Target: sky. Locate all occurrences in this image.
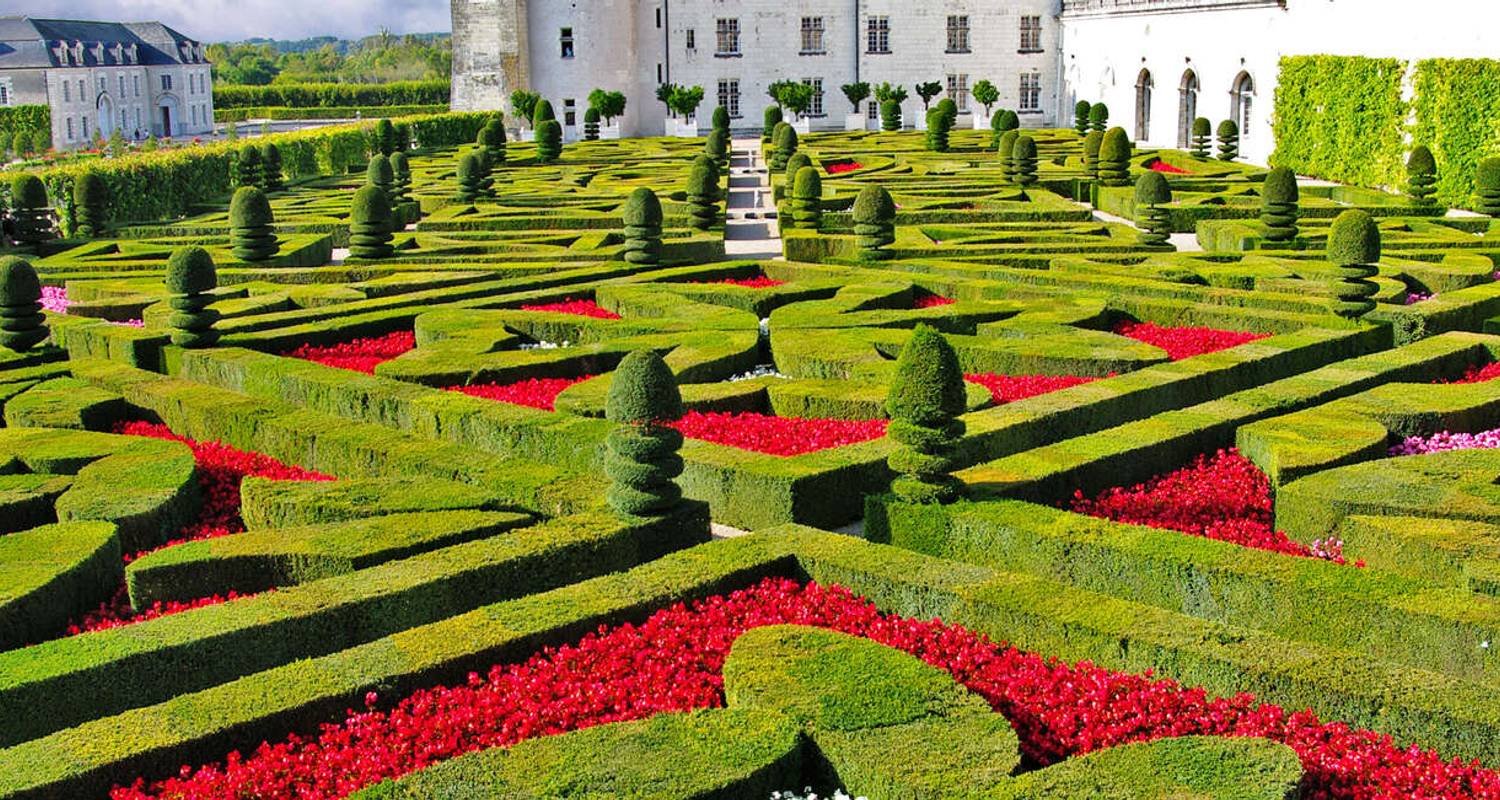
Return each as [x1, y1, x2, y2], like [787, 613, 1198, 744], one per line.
[0, 0, 452, 42]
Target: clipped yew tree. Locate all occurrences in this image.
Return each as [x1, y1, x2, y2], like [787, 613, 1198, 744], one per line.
[233, 144, 262, 189]
[1098, 127, 1132, 186]
[762, 105, 783, 142]
[886, 325, 966, 504]
[880, 99, 902, 131]
[366, 154, 396, 206]
[1089, 102, 1109, 133]
[705, 127, 730, 173]
[1217, 119, 1240, 161]
[997, 129, 1020, 183]
[1190, 117, 1212, 158]
[605, 349, 685, 517]
[583, 107, 601, 140]
[990, 108, 1019, 148]
[535, 119, 563, 163]
[1134, 171, 1172, 248]
[390, 151, 414, 207]
[10, 174, 54, 247]
[478, 118, 507, 166]
[532, 98, 556, 126]
[1074, 100, 1091, 135]
[0, 256, 47, 352]
[72, 172, 108, 238]
[712, 105, 731, 133]
[1327, 209, 1380, 320]
[229, 186, 278, 261]
[349, 184, 395, 259]
[165, 246, 220, 349]
[260, 142, 284, 191]
[1406, 145, 1437, 204]
[771, 123, 798, 172]
[1082, 130, 1104, 180]
[852, 185, 896, 260]
[685, 155, 721, 230]
[374, 119, 398, 156]
[784, 152, 812, 184]
[790, 166, 823, 230]
[926, 99, 957, 153]
[1012, 134, 1039, 187]
[1260, 166, 1300, 243]
[456, 152, 484, 202]
[1478, 157, 1500, 217]
[622, 187, 663, 267]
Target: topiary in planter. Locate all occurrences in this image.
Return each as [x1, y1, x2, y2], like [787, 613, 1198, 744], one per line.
[348, 184, 395, 259]
[990, 108, 1019, 148]
[1477, 157, 1500, 217]
[852, 185, 896, 260]
[583, 107, 601, 140]
[478, 119, 507, 167]
[886, 324, 966, 504]
[229, 186, 278, 262]
[997, 129, 1019, 184]
[1012, 134, 1039, 187]
[260, 142, 284, 191]
[0, 256, 48, 352]
[456, 151, 484, 202]
[366, 154, 396, 206]
[712, 105, 730, 133]
[789, 166, 823, 231]
[1097, 127, 1131, 187]
[926, 99, 957, 153]
[762, 106, 782, 143]
[9, 174, 54, 247]
[535, 119, 563, 163]
[390, 151, 413, 207]
[233, 144, 262, 189]
[770, 122, 798, 172]
[1260, 166, 1299, 243]
[685, 155, 721, 231]
[1326, 209, 1380, 320]
[1216, 119, 1239, 161]
[72, 172, 108, 238]
[164, 246, 220, 349]
[374, 119, 397, 156]
[1082, 130, 1104, 181]
[1074, 100, 1091, 135]
[880, 99, 902, 132]
[605, 349, 685, 517]
[1134, 172, 1172, 248]
[1089, 102, 1109, 133]
[1406, 145, 1437, 204]
[705, 127, 730, 173]
[622, 187, 663, 267]
[1190, 117, 1212, 159]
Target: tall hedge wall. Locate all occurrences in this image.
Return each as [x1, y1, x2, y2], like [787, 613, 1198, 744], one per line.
[1411, 59, 1500, 208]
[1271, 55, 1407, 191]
[214, 80, 450, 109]
[0, 106, 49, 142]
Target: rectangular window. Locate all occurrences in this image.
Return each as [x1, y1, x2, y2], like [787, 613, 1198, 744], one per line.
[946, 15, 970, 53]
[97, 77, 105, 94]
[866, 16, 890, 54]
[715, 18, 740, 56]
[564, 98, 576, 126]
[801, 77, 825, 117]
[77, 79, 84, 100]
[62, 80, 70, 102]
[685, 29, 695, 50]
[560, 27, 574, 59]
[657, 63, 663, 83]
[133, 74, 140, 96]
[655, 7, 661, 28]
[191, 105, 198, 125]
[66, 117, 74, 141]
[161, 75, 172, 91]
[1020, 15, 1043, 52]
[800, 17, 825, 54]
[0, 85, 9, 106]
[82, 117, 90, 140]
[717, 78, 741, 119]
[118, 74, 126, 96]
[947, 74, 969, 112]
[868, 99, 879, 120]
[1019, 71, 1041, 112]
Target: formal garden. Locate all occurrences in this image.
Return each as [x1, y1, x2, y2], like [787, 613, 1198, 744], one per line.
[4, 67, 1500, 799]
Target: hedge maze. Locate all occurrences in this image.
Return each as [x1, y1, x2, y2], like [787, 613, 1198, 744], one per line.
[3, 112, 1500, 799]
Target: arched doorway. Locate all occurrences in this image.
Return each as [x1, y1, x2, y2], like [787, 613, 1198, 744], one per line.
[96, 94, 115, 139]
[1177, 70, 1198, 148]
[1230, 71, 1255, 140]
[1134, 69, 1153, 142]
[156, 94, 179, 138]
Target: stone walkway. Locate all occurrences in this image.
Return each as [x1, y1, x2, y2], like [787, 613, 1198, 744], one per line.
[722, 138, 784, 260]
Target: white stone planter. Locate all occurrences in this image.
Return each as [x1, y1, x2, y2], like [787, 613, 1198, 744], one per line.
[666, 117, 701, 137]
[913, 111, 928, 131]
[844, 113, 870, 132]
[969, 112, 989, 130]
[790, 118, 812, 135]
[516, 128, 535, 143]
[600, 123, 622, 140]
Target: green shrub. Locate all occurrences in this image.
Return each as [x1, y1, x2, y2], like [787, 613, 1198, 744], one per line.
[164, 246, 220, 348]
[705, 127, 730, 173]
[1074, 100, 1091, 135]
[1326, 209, 1380, 319]
[0, 256, 47, 352]
[390, 151, 413, 207]
[535, 119, 563, 163]
[9, 174, 53, 247]
[583, 107, 601, 140]
[887, 325, 965, 503]
[348, 184, 395, 260]
[1217, 119, 1240, 161]
[686, 155, 721, 231]
[1406, 144, 1437, 204]
[1272, 56, 1406, 192]
[880, 99, 902, 132]
[1190, 117, 1212, 158]
[789, 166, 823, 231]
[997, 129, 1019, 183]
[771, 123, 798, 172]
[1097, 127, 1131, 186]
[71, 172, 108, 238]
[1134, 172, 1172, 248]
[926, 99, 957, 153]
[373, 119, 398, 156]
[531, 99, 556, 126]
[605, 350, 685, 516]
[477, 118, 507, 166]
[1011, 134, 1038, 187]
[1082, 130, 1104, 180]
[365, 153, 396, 206]
[990, 108, 1019, 148]
[851, 186, 896, 261]
[455, 151, 483, 202]
[622, 187, 663, 267]
[214, 80, 449, 109]
[712, 105, 731, 132]
[1089, 102, 1109, 132]
[1260, 166, 1300, 243]
[259, 142, 284, 191]
[232, 143, 262, 188]
[228, 186, 278, 262]
[1475, 156, 1500, 217]
[762, 105, 783, 142]
[784, 152, 811, 185]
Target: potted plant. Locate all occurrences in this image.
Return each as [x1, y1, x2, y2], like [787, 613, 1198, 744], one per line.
[510, 89, 541, 141]
[913, 81, 943, 131]
[841, 82, 871, 132]
[665, 85, 705, 137]
[776, 81, 816, 134]
[588, 89, 627, 139]
[971, 79, 999, 130]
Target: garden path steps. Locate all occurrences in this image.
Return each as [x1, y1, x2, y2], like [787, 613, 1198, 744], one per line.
[722, 138, 785, 260]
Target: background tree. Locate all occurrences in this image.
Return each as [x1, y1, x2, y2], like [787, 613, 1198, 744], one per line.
[1074, 100, 1091, 135]
[874, 83, 908, 131]
[229, 187, 279, 261]
[785, 152, 812, 185]
[1217, 119, 1240, 161]
[790, 166, 823, 231]
[260, 142, 284, 191]
[685, 155, 720, 230]
[510, 90, 541, 128]
[9, 175, 54, 249]
[1260, 166, 1299, 243]
[1134, 172, 1172, 248]
[604, 350, 685, 517]
[72, 173, 108, 238]
[348, 184, 395, 259]
[841, 82, 871, 113]
[852, 185, 896, 260]
[1012, 134, 1039, 187]
[1089, 102, 1109, 133]
[1097, 127, 1132, 186]
[886, 325, 966, 504]
[478, 117, 507, 167]
[622, 187, 663, 267]
[1190, 117, 1212, 158]
[0, 256, 47, 352]
[531, 99, 556, 127]
[972, 80, 999, 117]
[1406, 145, 1437, 204]
[164, 246, 220, 349]
[1326, 209, 1380, 319]
[1477, 157, 1500, 216]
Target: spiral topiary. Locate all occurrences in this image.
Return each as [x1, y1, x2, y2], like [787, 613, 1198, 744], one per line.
[583, 107, 601, 140]
[852, 185, 896, 260]
[229, 186, 278, 261]
[1134, 172, 1172, 248]
[1216, 119, 1240, 161]
[771, 123, 798, 172]
[72, 172, 108, 238]
[926, 99, 957, 153]
[456, 151, 484, 202]
[685, 155, 721, 230]
[622, 187, 663, 267]
[1190, 117, 1212, 159]
[348, 184, 395, 259]
[997, 129, 1019, 184]
[1082, 130, 1104, 181]
[712, 105, 730, 133]
[233, 144, 262, 189]
[789, 166, 823, 231]
[705, 127, 730, 173]
[478, 119, 507, 167]
[605, 349, 685, 517]
[366, 154, 396, 206]
[880, 99, 902, 132]
[373, 119, 397, 156]
[260, 142, 284, 191]
[1089, 102, 1109, 133]
[390, 151, 413, 207]
[763, 105, 783, 143]
[535, 119, 563, 163]
[1326, 209, 1380, 320]
[1259, 167, 1299, 244]
[990, 108, 1019, 148]
[886, 325, 966, 504]
[164, 246, 220, 349]
[0, 256, 47, 352]
[9, 174, 54, 247]
[1477, 157, 1500, 217]
[1097, 127, 1131, 187]
[1011, 134, 1038, 187]
[1074, 100, 1091, 135]
[1406, 145, 1437, 205]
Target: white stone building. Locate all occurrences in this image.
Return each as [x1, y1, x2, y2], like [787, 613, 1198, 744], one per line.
[0, 17, 215, 150]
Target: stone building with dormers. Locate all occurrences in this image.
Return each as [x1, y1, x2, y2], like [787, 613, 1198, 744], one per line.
[0, 17, 215, 149]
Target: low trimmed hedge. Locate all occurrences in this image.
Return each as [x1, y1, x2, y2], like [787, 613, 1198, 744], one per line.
[240, 475, 507, 528]
[214, 80, 450, 110]
[0, 521, 119, 651]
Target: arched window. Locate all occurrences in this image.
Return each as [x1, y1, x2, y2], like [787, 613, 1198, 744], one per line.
[1134, 69, 1153, 142]
[1230, 71, 1255, 140]
[1177, 70, 1199, 148]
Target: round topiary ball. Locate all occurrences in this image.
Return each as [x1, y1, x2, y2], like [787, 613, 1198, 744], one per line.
[887, 325, 966, 425]
[1135, 171, 1171, 205]
[73, 172, 106, 210]
[793, 165, 822, 200]
[1407, 145, 1435, 177]
[351, 183, 393, 227]
[480, 119, 507, 150]
[1327, 209, 1380, 266]
[622, 187, 663, 228]
[367, 154, 394, 187]
[607, 349, 683, 425]
[851, 185, 896, 224]
[459, 151, 483, 181]
[229, 186, 273, 228]
[11, 174, 46, 209]
[0, 255, 41, 306]
[785, 152, 811, 181]
[1193, 117, 1211, 137]
[1262, 166, 1299, 204]
[165, 246, 217, 295]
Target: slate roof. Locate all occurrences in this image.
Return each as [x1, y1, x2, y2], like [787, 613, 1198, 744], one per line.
[0, 17, 206, 70]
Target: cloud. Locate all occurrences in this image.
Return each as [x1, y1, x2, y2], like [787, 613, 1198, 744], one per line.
[0, 0, 451, 41]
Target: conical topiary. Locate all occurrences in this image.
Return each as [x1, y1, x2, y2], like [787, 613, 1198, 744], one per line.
[366, 154, 396, 207]
[229, 186, 278, 261]
[886, 325, 966, 504]
[10, 174, 54, 247]
[785, 152, 812, 185]
[348, 184, 395, 259]
[535, 119, 562, 163]
[583, 107, 601, 140]
[622, 187, 663, 267]
[1098, 127, 1131, 187]
[712, 105, 730, 133]
[1406, 145, 1436, 205]
[260, 142, 284, 191]
[1190, 117, 1212, 158]
[478, 118, 507, 167]
[1216, 119, 1240, 161]
[990, 108, 1019, 149]
[390, 151, 413, 207]
[72, 172, 108, 238]
[771, 123, 798, 172]
[233, 144, 262, 189]
[880, 99, 902, 132]
[1260, 166, 1299, 243]
[1477, 157, 1500, 217]
[374, 118, 397, 156]
[605, 349, 685, 517]
[456, 151, 484, 202]
[1089, 102, 1109, 133]
[705, 127, 730, 173]
[762, 105, 783, 143]
[0, 256, 48, 352]
[1134, 172, 1172, 248]
[686, 155, 721, 230]
[789, 166, 822, 230]
[997, 129, 1019, 184]
[1012, 134, 1038, 187]
[852, 185, 896, 260]
[164, 246, 220, 349]
[1074, 100, 1091, 135]
[532, 99, 556, 126]
[1082, 130, 1104, 181]
[1326, 209, 1380, 320]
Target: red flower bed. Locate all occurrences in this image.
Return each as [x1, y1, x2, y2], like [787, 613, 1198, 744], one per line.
[520, 299, 621, 320]
[282, 331, 417, 374]
[1149, 160, 1190, 175]
[67, 588, 255, 636]
[696, 276, 786, 288]
[449, 376, 593, 411]
[670, 411, 887, 456]
[914, 294, 956, 309]
[966, 373, 1100, 404]
[1439, 362, 1500, 384]
[824, 160, 864, 174]
[1114, 321, 1268, 361]
[113, 578, 1500, 800]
